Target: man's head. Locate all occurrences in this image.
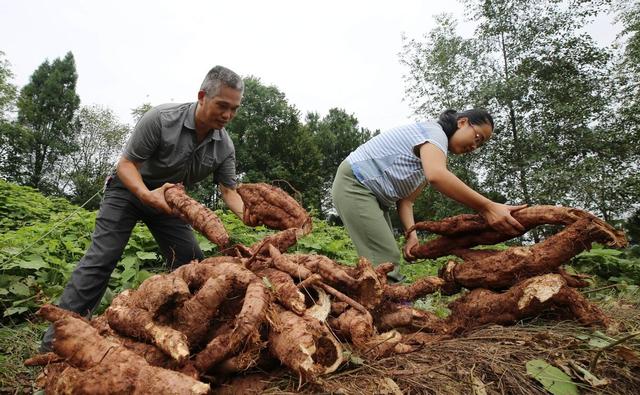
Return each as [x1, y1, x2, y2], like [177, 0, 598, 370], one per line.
[196, 66, 244, 131]
[200, 65, 244, 98]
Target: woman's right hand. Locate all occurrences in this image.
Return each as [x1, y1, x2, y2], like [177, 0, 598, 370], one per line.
[402, 232, 419, 261]
[480, 202, 527, 236]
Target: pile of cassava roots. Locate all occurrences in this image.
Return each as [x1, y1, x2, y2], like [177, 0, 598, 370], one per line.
[26, 183, 628, 394]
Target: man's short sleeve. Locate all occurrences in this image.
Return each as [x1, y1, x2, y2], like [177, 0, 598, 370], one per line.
[124, 107, 162, 162]
[214, 152, 237, 188]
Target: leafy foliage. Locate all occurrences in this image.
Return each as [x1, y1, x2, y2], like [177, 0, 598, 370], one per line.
[11, 52, 81, 193]
[625, 208, 640, 245]
[400, 1, 639, 223]
[58, 105, 130, 209]
[0, 51, 17, 118]
[0, 179, 76, 233]
[571, 244, 640, 285]
[0, 180, 363, 320]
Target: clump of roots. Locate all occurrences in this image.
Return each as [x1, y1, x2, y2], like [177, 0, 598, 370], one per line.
[28, 200, 629, 393]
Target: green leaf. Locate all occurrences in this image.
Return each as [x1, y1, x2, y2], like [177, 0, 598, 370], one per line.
[434, 306, 451, 318]
[3, 306, 29, 317]
[121, 267, 137, 284]
[588, 337, 611, 348]
[1, 246, 21, 255]
[526, 359, 579, 395]
[9, 282, 31, 297]
[135, 270, 154, 285]
[119, 256, 137, 270]
[19, 255, 50, 270]
[136, 251, 157, 261]
[198, 239, 216, 253]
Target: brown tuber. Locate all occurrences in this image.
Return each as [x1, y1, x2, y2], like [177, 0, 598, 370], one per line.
[28, 201, 626, 392]
[165, 184, 229, 247]
[238, 183, 312, 234]
[37, 305, 210, 394]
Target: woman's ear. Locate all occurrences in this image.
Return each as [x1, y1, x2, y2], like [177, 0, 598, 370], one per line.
[456, 117, 468, 129]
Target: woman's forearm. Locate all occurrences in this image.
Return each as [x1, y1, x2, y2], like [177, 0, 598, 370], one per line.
[428, 169, 492, 213]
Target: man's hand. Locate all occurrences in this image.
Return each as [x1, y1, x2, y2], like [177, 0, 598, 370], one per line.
[140, 183, 175, 215]
[480, 202, 527, 236]
[402, 232, 419, 261]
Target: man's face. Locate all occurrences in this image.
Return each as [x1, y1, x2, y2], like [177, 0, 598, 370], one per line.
[197, 85, 242, 130]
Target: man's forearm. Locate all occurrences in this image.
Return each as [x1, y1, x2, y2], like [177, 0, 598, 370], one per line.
[220, 184, 244, 219]
[116, 157, 150, 200]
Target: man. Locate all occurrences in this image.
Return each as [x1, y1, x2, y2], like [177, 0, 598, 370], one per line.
[40, 65, 245, 351]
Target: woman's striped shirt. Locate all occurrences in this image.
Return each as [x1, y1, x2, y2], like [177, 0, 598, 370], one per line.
[346, 121, 448, 208]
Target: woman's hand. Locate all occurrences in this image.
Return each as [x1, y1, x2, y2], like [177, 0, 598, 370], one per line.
[480, 202, 527, 236]
[403, 232, 419, 261]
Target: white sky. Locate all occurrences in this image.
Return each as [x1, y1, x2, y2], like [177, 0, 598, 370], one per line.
[0, 0, 619, 131]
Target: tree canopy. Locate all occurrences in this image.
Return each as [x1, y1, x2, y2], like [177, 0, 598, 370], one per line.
[400, 0, 639, 223]
[7, 52, 81, 193]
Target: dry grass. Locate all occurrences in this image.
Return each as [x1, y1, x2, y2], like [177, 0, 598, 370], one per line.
[222, 297, 640, 394]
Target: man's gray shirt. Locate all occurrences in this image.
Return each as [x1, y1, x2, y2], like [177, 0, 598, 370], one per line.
[121, 102, 237, 189]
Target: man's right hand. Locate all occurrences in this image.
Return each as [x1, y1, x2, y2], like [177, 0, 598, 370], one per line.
[140, 183, 175, 215]
[117, 157, 176, 216]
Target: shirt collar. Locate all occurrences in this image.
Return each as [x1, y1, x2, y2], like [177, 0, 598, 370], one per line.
[184, 102, 197, 130]
[210, 129, 222, 141]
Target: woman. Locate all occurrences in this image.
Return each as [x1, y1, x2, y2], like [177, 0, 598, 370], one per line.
[331, 109, 526, 282]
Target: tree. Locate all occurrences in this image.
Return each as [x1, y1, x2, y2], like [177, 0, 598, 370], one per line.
[56, 105, 129, 209]
[399, 13, 499, 221]
[400, 1, 633, 224]
[306, 108, 373, 213]
[0, 51, 16, 118]
[0, 51, 20, 180]
[131, 102, 153, 124]
[13, 52, 80, 192]
[599, 0, 640, 221]
[190, 77, 324, 213]
[626, 208, 640, 245]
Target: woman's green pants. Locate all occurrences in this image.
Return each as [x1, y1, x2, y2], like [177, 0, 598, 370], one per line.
[331, 160, 404, 282]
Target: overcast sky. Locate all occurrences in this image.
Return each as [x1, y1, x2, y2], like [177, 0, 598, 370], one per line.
[1, 0, 619, 131]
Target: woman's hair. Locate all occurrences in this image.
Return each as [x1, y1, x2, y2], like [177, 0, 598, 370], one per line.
[437, 109, 494, 138]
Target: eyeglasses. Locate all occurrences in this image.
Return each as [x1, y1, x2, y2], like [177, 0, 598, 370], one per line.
[470, 123, 485, 147]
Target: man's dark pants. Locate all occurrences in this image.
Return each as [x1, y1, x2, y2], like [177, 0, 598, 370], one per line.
[40, 183, 204, 351]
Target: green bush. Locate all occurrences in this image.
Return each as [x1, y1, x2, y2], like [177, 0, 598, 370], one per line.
[0, 179, 76, 233]
[570, 244, 640, 285]
[0, 180, 365, 321]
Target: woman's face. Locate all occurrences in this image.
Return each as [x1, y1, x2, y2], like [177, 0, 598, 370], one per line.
[448, 117, 493, 154]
